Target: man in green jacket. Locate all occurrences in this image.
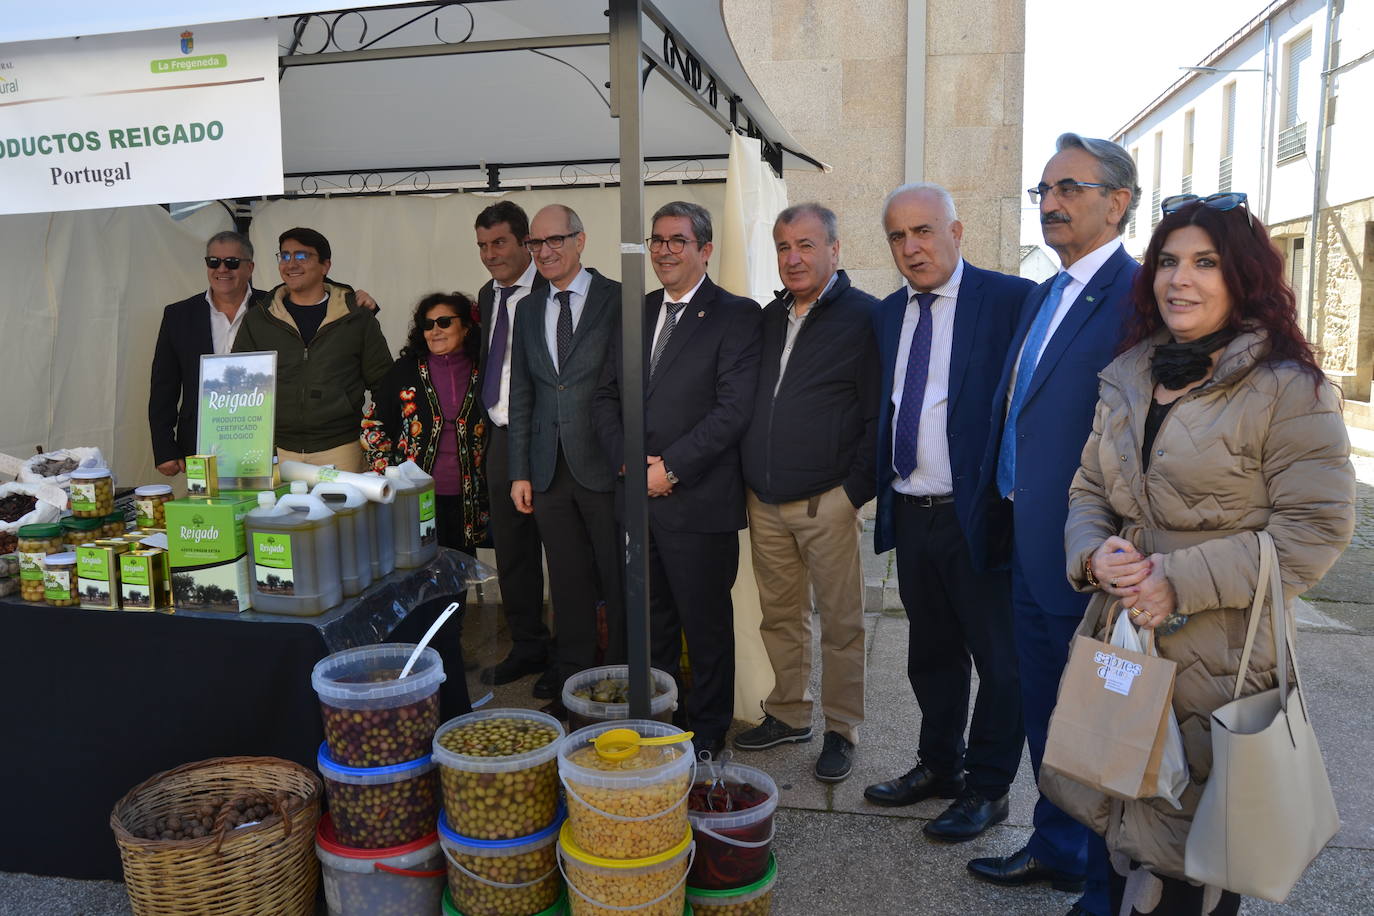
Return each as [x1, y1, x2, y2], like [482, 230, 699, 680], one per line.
[233, 227, 392, 472]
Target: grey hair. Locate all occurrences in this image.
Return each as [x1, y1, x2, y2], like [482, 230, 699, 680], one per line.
[880, 182, 958, 224]
[652, 200, 713, 244]
[774, 203, 838, 244]
[547, 204, 584, 236]
[1054, 132, 1141, 236]
[206, 230, 253, 261]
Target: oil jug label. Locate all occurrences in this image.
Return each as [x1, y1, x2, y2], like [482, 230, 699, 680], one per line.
[252, 532, 295, 596]
[418, 490, 436, 546]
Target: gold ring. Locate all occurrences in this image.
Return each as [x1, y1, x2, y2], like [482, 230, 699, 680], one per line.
[1129, 607, 1143, 618]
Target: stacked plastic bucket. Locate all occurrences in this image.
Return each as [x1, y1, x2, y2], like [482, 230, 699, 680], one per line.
[557, 720, 697, 915]
[684, 761, 779, 915]
[310, 644, 449, 915]
[434, 708, 568, 915]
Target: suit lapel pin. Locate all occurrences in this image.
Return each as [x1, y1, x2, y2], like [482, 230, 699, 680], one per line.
[697, 310, 705, 318]
[1086, 296, 1096, 302]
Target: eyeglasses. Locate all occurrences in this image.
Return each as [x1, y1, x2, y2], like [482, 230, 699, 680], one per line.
[1026, 179, 1112, 204]
[277, 250, 317, 263]
[204, 256, 246, 270]
[421, 316, 460, 331]
[646, 236, 699, 254]
[523, 233, 579, 253]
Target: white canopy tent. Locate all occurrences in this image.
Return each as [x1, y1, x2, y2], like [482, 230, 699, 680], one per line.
[2, 0, 814, 716]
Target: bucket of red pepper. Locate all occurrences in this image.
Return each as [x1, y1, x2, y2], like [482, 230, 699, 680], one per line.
[685, 762, 777, 890]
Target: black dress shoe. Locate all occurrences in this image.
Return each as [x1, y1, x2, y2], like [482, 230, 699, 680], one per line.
[532, 667, 560, 700]
[863, 765, 965, 807]
[922, 790, 1009, 841]
[480, 654, 545, 686]
[966, 845, 1086, 893]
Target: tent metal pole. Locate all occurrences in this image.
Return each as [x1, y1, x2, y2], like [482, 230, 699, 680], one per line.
[278, 32, 607, 67]
[609, 0, 652, 720]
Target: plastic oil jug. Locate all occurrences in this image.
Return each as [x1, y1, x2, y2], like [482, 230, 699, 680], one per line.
[359, 471, 396, 579]
[244, 484, 343, 615]
[384, 461, 438, 568]
[311, 481, 373, 597]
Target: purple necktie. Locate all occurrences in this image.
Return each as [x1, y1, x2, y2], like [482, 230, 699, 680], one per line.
[481, 284, 517, 411]
[893, 292, 936, 479]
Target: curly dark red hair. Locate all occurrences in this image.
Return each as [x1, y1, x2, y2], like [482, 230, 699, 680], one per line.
[1122, 201, 1322, 381]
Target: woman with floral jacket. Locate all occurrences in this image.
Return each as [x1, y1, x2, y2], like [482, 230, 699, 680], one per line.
[362, 292, 488, 549]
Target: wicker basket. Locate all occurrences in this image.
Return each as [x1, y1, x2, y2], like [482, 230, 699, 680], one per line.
[110, 756, 323, 916]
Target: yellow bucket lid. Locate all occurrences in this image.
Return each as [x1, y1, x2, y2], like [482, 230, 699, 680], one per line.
[558, 822, 692, 869]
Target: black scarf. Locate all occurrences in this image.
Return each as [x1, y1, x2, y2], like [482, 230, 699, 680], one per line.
[1151, 327, 1235, 390]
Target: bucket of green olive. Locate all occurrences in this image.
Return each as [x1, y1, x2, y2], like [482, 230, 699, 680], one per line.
[432, 709, 564, 840]
[438, 804, 565, 916]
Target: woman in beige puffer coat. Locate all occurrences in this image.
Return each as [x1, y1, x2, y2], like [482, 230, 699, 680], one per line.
[1061, 195, 1354, 916]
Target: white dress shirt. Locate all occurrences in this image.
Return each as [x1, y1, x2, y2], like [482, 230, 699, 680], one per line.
[891, 258, 963, 497]
[205, 288, 252, 355]
[650, 272, 708, 352]
[1006, 236, 1122, 395]
[486, 260, 537, 427]
[543, 267, 593, 371]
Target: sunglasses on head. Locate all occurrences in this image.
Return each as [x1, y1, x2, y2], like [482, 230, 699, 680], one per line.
[1161, 191, 1249, 217]
[421, 315, 460, 331]
[204, 256, 246, 269]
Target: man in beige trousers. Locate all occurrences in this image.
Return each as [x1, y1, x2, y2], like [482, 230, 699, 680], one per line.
[732, 204, 880, 782]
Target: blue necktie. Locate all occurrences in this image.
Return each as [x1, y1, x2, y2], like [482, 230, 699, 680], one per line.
[481, 284, 517, 411]
[892, 292, 936, 479]
[997, 271, 1073, 498]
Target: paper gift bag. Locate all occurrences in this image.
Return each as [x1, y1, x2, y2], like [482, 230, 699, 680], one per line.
[1042, 608, 1178, 801]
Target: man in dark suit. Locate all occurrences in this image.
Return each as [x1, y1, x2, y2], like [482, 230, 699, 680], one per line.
[732, 203, 878, 783]
[592, 201, 762, 758]
[966, 134, 1141, 916]
[472, 201, 553, 698]
[508, 204, 624, 700]
[148, 231, 262, 476]
[862, 184, 1031, 841]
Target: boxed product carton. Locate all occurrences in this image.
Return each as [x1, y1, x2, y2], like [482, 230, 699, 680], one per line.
[120, 547, 172, 611]
[77, 539, 130, 609]
[166, 494, 257, 613]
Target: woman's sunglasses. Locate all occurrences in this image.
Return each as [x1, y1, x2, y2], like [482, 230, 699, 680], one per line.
[1160, 192, 1252, 227]
[421, 315, 460, 331]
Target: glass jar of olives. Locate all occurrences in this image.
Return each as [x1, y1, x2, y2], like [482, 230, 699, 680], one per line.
[17, 523, 63, 602]
[69, 467, 115, 519]
[62, 516, 105, 547]
[133, 484, 173, 530]
[42, 552, 79, 607]
[101, 512, 127, 539]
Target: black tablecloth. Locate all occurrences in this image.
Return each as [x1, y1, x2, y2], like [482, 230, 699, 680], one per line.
[1, 552, 487, 880]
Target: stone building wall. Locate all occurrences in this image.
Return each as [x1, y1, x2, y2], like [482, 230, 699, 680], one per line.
[723, 0, 1025, 297]
[1273, 198, 1374, 403]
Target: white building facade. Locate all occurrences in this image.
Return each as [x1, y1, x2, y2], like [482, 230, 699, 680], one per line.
[1113, 0, 1374, 420]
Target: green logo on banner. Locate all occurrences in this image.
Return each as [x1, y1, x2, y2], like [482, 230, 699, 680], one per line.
[150, 54, 228, 74]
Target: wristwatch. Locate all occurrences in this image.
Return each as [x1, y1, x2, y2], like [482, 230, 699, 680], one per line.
[664, 466, 679, 486]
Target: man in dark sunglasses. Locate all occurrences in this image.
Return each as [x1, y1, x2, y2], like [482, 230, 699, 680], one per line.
[148, 230, 265, 477]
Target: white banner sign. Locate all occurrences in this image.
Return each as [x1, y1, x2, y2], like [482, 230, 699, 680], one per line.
[0, 19, 282, 215]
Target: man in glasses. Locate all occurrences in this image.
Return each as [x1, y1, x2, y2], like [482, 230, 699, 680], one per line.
[232, 226, 391, 472]
[592, 200, 762, 760]
[507, 204, 624, 711]
[149, 231, 265, 476]
[730, 202, 876, 781]
[471, 201, 553, 700]
[862, 184, 1031, 833]
[965, 134, 1141, 916]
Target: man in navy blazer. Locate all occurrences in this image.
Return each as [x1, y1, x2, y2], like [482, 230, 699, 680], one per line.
[508, 204, 625, 699]
[966, 134, 1142, 916]
[148, 231, 264, 476]
[592, 201, 762, 758]
[863, 184, 1031, 842]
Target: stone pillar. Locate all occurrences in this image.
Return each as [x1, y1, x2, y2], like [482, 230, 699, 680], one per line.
[724, 0, 1026, 293]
